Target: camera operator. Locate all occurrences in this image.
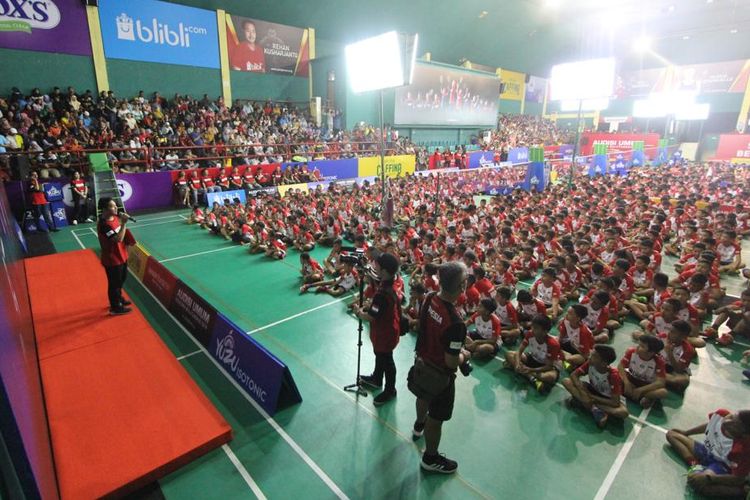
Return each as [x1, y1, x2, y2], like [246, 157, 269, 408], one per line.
[410, 261, 470, 474]
[352, 252, 401, 406]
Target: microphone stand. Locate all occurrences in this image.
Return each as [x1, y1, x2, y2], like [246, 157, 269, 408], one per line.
[343, 259, 368, 397]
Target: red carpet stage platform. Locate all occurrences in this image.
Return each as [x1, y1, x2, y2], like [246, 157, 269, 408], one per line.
[25, 249, 232, 499]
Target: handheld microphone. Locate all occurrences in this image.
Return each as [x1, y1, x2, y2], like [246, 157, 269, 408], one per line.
[118, 210, 137, 223]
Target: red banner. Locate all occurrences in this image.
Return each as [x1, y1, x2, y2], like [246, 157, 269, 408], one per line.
[579, 133, 660, 156]
[714, 134, 750, 161]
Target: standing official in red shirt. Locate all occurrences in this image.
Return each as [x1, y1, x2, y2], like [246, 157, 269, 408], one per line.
[409, 262, 469, 474]
[97, 198, 136, 315]
[353, 252, 402, 406]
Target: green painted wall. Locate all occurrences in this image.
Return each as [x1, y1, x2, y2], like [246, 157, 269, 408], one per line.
[524, 101, 544, 116]
[498, 99, 522, 114]
[107, 59, 221, 98]
[231, 71, 308, 102]
[0, 48, 96, 95]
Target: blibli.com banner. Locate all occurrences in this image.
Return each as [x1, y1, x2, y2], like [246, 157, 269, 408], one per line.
[98, 0, 219, 68]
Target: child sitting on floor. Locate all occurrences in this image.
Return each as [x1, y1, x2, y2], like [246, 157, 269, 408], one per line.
[562, 344, 628, 428]
[504, 314, 560, 393]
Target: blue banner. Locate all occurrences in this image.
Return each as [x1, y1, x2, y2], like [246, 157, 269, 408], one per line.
[524, 161, 548, 192]
[468, 151, 495, 169]
[42, 182, 64, 202]
[99, 0, 219, 68]
[589, 155, 608, 176]
[206, 189, 246, 207]
[282, 158, 358, 180]
[614, 154, 628, 176]
[631, 150, 645, 167]
[209, 313, 301, 415]
[507, 147, 529, 165]
[50, 201, 69, 228]
[559, 144, 574, 160]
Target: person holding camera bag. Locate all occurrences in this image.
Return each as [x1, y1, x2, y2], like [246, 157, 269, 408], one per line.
[352, 252, 402, 406]
[408, 261, 470, 474]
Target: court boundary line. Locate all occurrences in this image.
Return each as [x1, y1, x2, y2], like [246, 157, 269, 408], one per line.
[222, 444, 266, 500]
[246, 293, 356, 335]
[250, 328, 494, 499]
[74, 232, 349, 500]
[159, 245, 238, 263]
[176, 349, 202, 361]
[593, 408, 652, 500]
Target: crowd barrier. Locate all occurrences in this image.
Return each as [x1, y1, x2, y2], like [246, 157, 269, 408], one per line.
[128, 245, 302, 415]
[0, 182, 59, 498]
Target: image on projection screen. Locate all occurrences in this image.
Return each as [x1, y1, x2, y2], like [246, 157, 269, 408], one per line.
[394, 63, 499, 126]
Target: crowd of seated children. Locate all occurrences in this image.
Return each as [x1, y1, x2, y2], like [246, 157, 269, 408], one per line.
[181, 160, 750, 493]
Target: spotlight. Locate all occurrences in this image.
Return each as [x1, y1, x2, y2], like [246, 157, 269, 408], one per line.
[633, 35, 652, 52]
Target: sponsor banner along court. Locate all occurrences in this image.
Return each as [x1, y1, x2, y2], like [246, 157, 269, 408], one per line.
[0, 0, 92, 55]
[98, 0, 219, 68]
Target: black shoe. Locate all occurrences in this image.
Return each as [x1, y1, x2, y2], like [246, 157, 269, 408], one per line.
[412, 421, 425, 441]
[358, 375, 382, 390]
[459, 361, 473, 377]
[373, 389, 396, 406]
[420, 453, 458, 474]
[109, 306, 132, 316]
[120, 299, 132, 306]
[50, 228, 60, 232]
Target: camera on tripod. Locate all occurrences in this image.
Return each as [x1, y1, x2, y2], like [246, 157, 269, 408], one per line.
[340, 246, 368, 266]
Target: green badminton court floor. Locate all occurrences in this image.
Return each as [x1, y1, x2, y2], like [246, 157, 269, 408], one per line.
[49, 209, 750, 500]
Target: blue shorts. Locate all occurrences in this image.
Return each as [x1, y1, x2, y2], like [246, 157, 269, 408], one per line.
[693, 442, 731, 475]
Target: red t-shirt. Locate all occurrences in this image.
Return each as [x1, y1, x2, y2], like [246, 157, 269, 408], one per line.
[229, 42, 265, 72]
[97, 217, 130, 267]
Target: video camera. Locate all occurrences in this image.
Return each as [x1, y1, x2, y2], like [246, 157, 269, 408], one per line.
[339, 246, 367, 267]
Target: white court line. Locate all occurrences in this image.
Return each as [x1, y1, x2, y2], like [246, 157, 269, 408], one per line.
[71, 230, 87, 250]
[127, 269, 350, 499]
[246, 293, 355, 335]
[222, 444, 267, 500]
[73, 216, 184, 235]
[593, 408, 652, 500]
[176, 349, 202, 361]
[159, 245, 237, 263]
[73, 233, 349, 499]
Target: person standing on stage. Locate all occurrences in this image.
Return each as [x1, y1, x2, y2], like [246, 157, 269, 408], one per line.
[353, 252, 402, 406]
[97, 197, 136, 315]
[28, 171, 58, 232]
[412, 261, 469, 474]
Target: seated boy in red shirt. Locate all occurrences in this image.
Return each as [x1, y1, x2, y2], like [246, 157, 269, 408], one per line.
[558, 304, 594, 370]
[618, 335, 668, 408]
[562, 344, 628, 428]
[660, 319, 695, 392]
[666, 409, 750, 498]
[531, 267, 562, 317]
[464, 298, 502, 359]
[504, 314, 560, 393]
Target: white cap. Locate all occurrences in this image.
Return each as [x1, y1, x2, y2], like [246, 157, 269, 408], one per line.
[9, 128, 17, 134]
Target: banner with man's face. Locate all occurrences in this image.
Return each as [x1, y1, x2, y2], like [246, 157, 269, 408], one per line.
[225, 14, 310, 76]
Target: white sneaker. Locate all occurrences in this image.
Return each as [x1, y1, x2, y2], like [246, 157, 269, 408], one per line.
[72, 220, 78, 225]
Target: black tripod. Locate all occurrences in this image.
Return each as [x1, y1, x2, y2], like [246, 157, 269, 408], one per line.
[343, 260, 368, 397]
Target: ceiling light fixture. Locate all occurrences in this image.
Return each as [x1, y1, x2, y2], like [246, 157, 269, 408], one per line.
[730, 29, 738, 34]
[633, 35, 652, 52]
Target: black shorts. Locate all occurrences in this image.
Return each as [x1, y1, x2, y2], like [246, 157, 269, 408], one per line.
[468, 332, 499, 354]
[560, 340, 580, 355]
[427, 377, 456, 422]
[520, 354, 560, 381]
[584, 382, 606, 399]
